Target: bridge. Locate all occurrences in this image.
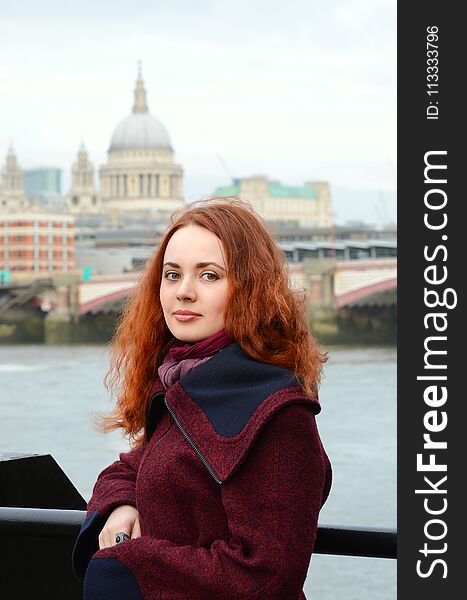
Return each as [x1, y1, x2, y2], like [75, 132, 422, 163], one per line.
[74, 259, 397, 314]
[0, 257, 397, 317]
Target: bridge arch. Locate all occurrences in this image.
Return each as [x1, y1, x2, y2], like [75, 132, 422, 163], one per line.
[80, 287, 135, 314]
[336, 277, 397, 308]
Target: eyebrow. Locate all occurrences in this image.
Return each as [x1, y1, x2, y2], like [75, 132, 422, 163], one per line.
[163, 261, 226, 272]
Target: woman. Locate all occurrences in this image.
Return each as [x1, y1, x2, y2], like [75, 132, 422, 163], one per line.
[72, 197, 332, 600]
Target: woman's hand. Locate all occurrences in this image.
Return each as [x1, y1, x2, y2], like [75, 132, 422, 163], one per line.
[98, 504, 141, 549]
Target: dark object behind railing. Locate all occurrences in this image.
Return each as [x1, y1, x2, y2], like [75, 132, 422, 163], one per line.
[0, 452, 86, 510]
[0, 452, 87, 599]
[0, 453, 396, 599]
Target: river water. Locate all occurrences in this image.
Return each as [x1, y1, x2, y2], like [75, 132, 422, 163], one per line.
[0, 344, 396, 599]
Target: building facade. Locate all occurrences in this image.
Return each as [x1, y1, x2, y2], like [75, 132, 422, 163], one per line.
[0, 211, 75, 272]
[0, 146, 30, 212]
[99, 67, 184, 215]
[66, 143, 101, 214]
[214, 176, 333, 228]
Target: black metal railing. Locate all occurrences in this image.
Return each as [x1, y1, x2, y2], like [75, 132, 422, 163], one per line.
[0, 506, 396, 559]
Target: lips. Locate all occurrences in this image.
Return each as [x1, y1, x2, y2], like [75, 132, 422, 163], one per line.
[173, 310, 202, 322]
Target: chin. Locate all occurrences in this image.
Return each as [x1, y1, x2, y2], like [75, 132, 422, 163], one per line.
[169, 325, 204, 343]
[174, 333, 203, 343]
[169, 322, 220, 344]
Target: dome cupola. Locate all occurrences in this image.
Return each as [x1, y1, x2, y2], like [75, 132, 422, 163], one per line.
[109, 64, 172, 151]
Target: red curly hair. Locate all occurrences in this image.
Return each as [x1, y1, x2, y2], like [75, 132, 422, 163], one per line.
[100, 197, 327, 446]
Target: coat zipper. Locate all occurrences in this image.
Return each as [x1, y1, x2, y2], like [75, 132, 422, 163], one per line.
[164, 396, 223, 485]
[138, 392, 174, 479]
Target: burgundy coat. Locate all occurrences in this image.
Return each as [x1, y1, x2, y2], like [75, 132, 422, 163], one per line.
[72, 342, 332, 600]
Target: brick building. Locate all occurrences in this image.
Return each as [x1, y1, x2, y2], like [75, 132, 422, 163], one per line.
[0, 212, 75, 272]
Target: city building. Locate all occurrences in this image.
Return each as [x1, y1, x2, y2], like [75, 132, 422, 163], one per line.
[98, 65, 184, 215]
[214, 176, 333, 228]
[66, 143, 101, 214]
[0, 210, 75, 272]
[2, 66, 340, 240]
[267, 221, 397, 243]
[24, 167, 61, 197]
[278, 239, 397, 262]
[74, 246, 153, 275]
[0, 146, 30, 212]
[24, 167, 65, 211]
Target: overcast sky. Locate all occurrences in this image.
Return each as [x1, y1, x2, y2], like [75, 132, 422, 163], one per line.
[0, 0, 396, 225]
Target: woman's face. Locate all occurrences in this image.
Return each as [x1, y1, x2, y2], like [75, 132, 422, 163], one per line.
[160, 224, 229, 343]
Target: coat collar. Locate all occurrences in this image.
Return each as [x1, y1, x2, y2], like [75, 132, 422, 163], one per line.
[146, 343, 320, 484]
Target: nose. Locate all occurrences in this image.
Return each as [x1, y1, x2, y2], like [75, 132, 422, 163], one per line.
[175, 276, 196, 302]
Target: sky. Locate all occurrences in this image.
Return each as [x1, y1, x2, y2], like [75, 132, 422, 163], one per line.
[0, 0, 396, 226]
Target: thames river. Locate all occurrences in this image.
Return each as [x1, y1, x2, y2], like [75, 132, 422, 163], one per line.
[0, 344, 396, 599]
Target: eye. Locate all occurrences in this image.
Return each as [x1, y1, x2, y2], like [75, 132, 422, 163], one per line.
[202, 272, 219, 281]
[164, 271, 180, 280]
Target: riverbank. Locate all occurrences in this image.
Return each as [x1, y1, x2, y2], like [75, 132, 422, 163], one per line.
[0, 307, 396, 345]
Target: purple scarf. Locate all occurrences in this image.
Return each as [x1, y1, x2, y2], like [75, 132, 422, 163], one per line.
[158, 329, 233, 390]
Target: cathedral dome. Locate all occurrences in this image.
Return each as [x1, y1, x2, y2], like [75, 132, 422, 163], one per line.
[109, 66, 172, 152]
[109, 113, 172, 151]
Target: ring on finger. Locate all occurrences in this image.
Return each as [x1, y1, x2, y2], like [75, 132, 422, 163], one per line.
[115, 532, 130, 544]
